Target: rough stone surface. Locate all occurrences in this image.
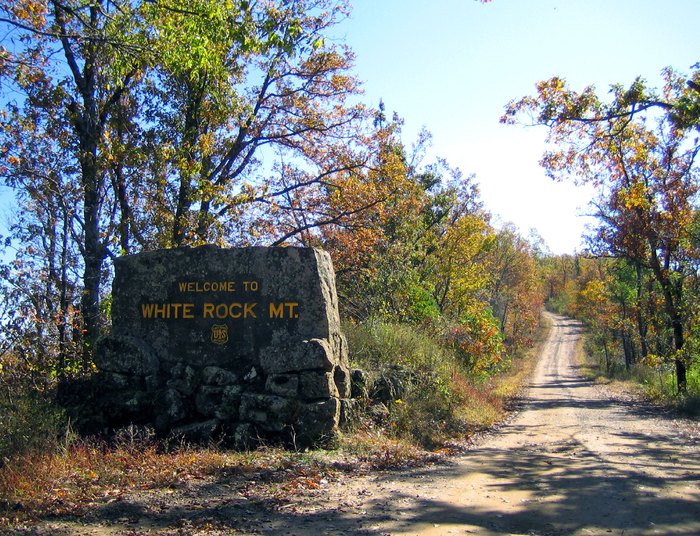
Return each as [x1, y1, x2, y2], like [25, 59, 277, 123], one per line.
[88, 246, 350, 448]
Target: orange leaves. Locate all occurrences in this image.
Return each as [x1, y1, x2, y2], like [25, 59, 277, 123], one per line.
[442, 309, 506, 375]
[6, 0, 48, 27]
[0, 437, 236, 525]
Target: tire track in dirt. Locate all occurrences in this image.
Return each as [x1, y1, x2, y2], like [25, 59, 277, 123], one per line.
[278, 313, 700, 535]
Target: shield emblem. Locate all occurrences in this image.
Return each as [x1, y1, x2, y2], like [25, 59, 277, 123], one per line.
[211, 324, 229, 345]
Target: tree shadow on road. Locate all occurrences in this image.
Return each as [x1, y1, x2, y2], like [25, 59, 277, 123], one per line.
[50, 399, 699, 536]
[19, 312, 699, 535]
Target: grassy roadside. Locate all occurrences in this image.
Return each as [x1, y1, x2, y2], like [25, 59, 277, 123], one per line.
[0, 318, 550, 528]
[339, 316, 548, 457]
[573, 326, 700, 417]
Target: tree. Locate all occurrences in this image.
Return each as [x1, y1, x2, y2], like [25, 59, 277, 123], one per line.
[322, 121, 448, 322]
[485, 225, 544, 351]
[1, 0, 364, 367]
[0, 0, 150, 365]
[503, 66, 700, 391]
[130, 0, 369, 250]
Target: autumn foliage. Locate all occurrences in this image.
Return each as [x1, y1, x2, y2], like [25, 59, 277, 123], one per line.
[507, 65, 700, 395]
[0, 0, 544, 481]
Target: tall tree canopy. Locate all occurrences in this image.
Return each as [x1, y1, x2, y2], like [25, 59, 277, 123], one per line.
[503, 65, 700, 391]
[0, 0, 543, 391]
[0, 0, 376, 367]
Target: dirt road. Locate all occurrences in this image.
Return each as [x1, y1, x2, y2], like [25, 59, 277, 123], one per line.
[31, 314, 700, 535]
[271, 313, 700, 535]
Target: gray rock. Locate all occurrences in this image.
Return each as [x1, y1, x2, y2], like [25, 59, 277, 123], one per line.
[265, 374, 299, 397]
[299, 371, 338, 400]
[260, 338, 335, 374]
[102, 390, 148, 420]
[350, 368, 371, 399]
[101, 372, 132, 390]
[196, 386, 223, 417]
[202, 366, 238, 386]
[94, 336, 159, 377]
[239, 393, 299, 432]
[295, 398, 341, 447]
[215, 386, 242, 420]
[155, 388, 186, 430]
[171, 419, 219, 443]
[89, 246, 351, 447]
[367, 402, 391, 425]
[339, 398, 362, 428]
[233, 422, 256, 450]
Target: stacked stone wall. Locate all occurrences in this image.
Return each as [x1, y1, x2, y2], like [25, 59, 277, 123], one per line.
[91, 246, 351, 448]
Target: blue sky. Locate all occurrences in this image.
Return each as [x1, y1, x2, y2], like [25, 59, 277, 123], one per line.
[335, 0, 700, 253]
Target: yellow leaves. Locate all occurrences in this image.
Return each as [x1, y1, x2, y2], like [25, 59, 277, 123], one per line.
[10, 0, 48, 27]
[618, 181, 652, 211]
[537, 76, 566, 97]
[641, 353, 666, 368]
[578, 279, 608, 307]
[434, 214, 493, 315]
[198, 132, 215, 156]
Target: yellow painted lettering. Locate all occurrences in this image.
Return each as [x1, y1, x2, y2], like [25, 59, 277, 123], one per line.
[215, 303, 228, 318]
[285, 302, 299, 319]
[178, 281, 236, 293]
[183, 303, 194, 319]
[228, 303, 242, 319]
[141, 303, 155, 318]
[269, 302, 284, 319]
[244, 302, 257, 318]
[203, 303, 214, 318]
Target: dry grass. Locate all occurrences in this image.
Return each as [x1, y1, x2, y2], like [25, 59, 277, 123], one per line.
[454, 315, 548, 431]
[336, 429, 444, 469]
[0, 430, 449, 528]
[1, 319, 550, 528]
[1, 437, 228, 525]
[492, 317, 549, 401]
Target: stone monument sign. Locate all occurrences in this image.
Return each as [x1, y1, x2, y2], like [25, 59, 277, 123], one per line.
[93, 246, 351, 448]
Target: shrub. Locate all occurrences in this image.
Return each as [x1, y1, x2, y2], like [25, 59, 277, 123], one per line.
[345, 321, 487, 447]
[0, 387, 66, 465]
[441, 309, 507, 376]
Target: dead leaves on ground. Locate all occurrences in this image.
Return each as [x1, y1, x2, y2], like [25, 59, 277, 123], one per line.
[1, 432, 458, 529]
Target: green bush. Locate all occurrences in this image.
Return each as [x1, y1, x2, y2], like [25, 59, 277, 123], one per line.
[0, 388, 66, 465]
[641, 363, 700, 416]
[344, 321, 472, 447]
[584, 339, 700, 417]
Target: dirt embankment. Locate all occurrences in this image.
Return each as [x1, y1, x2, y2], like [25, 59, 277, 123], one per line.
[22, 313, 700, 535]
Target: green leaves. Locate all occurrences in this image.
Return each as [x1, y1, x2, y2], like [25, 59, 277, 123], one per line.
[505, 66, 700, 391]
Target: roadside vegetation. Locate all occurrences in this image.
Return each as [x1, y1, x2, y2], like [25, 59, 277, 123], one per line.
[543, 254, 700, 416]
[504, 66, 700, 414]
[1, 0, 699, 529]
[0, 318, 547, 527]
[0, 0, 549, 527]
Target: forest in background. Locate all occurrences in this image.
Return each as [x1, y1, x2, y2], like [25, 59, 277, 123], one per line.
[0, 0, 541, 394]
[0, 0, 699, 471]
